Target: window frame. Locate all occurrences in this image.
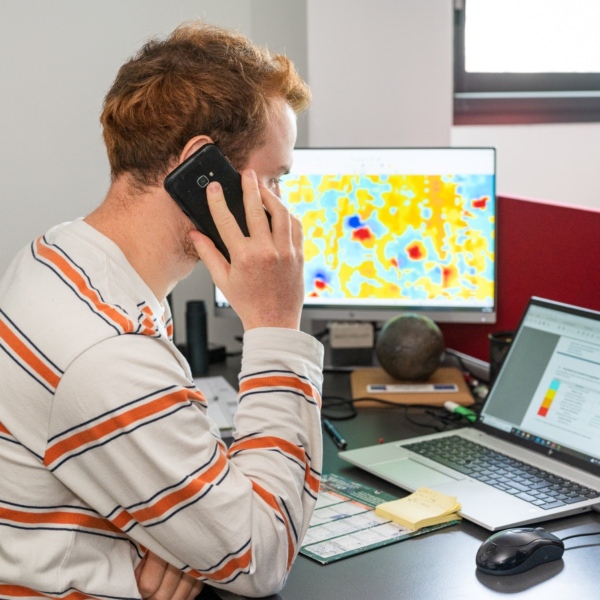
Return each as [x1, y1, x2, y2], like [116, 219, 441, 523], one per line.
[453, 0, 600, 125]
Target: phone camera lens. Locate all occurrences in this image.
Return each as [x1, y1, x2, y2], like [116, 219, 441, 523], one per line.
[196, 175, 210, 188]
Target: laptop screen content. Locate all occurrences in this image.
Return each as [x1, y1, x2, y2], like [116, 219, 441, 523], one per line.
[479, 298, 600, 475]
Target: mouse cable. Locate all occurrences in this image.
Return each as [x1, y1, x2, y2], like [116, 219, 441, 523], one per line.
[559, 531, 600, 542]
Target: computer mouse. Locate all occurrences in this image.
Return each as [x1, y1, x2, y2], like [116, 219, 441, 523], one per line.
[476, 526, 564, 575]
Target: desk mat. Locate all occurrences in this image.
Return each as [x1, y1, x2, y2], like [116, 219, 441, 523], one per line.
[300, 473, 459, 564]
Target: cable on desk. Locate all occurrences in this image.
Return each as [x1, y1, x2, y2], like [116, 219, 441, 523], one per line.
[560, 531, 600, 543]
[321, 393, 476, 431]
[321, 395, 357, 420]
[444, 348, 490, 404]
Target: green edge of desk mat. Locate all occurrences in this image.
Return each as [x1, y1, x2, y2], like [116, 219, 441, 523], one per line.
[300, 473, 459, 564]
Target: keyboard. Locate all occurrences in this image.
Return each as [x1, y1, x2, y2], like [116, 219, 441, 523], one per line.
[404, 435, 599, 510]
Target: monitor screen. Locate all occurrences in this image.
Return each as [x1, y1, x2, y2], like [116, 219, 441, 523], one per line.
[215, 147, 496, 324]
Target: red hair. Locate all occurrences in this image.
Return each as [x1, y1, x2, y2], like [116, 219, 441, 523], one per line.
[101, 21, 311, 188]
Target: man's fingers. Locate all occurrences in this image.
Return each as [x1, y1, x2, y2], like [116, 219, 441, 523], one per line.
[185, 580, 205, 600]
[233, 170, 272, 239]
[135, 551, 205, 600]
[136, 552, 168, 598]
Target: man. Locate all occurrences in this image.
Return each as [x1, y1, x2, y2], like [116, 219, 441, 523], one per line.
[0, 21, 323, 600]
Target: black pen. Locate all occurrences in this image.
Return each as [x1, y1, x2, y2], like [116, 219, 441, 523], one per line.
[323, 418, 347, 450]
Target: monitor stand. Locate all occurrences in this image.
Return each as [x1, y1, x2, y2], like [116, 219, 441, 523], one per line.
[314, 321, 378, 371]
[323, 342, 378, 371]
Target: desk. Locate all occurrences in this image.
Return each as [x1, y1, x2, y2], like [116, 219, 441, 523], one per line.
[212, 359, 600, 599]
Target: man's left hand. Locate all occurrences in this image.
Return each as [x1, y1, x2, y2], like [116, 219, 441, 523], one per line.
[135, 551, 205, 600]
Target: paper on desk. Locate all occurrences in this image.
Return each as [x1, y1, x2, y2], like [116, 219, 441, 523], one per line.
[193, 375, 238, 436]
[375, 487, 461, 530]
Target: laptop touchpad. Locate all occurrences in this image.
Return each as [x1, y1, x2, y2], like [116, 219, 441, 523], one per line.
[373, 457, 461, 488]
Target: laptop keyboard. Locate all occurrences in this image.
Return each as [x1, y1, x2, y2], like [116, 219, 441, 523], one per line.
[404, 435, 599, 510]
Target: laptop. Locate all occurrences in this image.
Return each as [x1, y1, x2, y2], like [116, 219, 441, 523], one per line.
[339, 297, 600, 531]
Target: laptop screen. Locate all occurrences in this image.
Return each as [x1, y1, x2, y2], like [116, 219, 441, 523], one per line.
[479, 297, 600, 474]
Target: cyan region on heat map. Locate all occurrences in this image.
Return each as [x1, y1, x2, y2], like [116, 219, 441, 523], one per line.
[281, 173, 495, 305]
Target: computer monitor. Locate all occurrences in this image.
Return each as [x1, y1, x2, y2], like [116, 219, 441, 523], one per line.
[215, 147, 497, 325]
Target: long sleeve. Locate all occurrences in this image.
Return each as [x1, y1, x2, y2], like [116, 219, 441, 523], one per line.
[45, 327, 323, 598]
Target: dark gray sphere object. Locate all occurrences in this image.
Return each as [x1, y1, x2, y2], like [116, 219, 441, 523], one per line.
[375, 314, 445, 381]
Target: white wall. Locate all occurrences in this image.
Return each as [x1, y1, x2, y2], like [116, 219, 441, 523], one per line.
[306, 0, 453, 147]
[452, 122, 600, 209]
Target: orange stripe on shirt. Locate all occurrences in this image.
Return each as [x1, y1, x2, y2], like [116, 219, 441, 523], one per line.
[251, 480, 295, 570]
[0, 318, 61, 390]
[230, 435, 320, 495]
[0, 505, 121, 535]
[240, 374, 321, 408]
[35, 238, 135, 334]
[108, 507, 136, 532]
[201, 546, 253, 582]
[229, 435, 306, 465]
[139, 305, 157, 336]
[232, 439, 316, 566]
[44, 388, 203, 468]
[304, 465, 321, 496]
[127, 447, 229, 525]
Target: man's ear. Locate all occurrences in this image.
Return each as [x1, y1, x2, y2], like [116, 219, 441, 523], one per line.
[179, 135, 214, 163]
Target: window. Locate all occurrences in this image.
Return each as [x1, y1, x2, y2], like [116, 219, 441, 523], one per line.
[454, 0, 600, 124]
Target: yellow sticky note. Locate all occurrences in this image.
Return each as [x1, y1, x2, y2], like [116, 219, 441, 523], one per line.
[375, 487, 461, 530]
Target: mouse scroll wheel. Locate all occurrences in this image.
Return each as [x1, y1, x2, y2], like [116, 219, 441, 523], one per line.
[492, 531, 526, 546]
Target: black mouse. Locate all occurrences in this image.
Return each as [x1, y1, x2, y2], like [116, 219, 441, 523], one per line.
[476, 526, 564, 575]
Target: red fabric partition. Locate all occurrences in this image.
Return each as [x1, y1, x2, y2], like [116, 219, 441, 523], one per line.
[439, 194, 600, 362]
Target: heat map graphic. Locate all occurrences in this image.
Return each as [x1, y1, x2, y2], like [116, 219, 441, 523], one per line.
[282, 173, 495, 305]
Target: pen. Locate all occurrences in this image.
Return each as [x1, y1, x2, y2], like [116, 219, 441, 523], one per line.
[323, 418, 347, 450]
[444, 400, 477, 423]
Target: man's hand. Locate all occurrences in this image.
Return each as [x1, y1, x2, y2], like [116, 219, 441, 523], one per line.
[190, 169, 304, 332]
[135, 551, 204, 600]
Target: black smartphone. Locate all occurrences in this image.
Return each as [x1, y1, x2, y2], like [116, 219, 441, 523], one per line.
[164, 143, 248, 261]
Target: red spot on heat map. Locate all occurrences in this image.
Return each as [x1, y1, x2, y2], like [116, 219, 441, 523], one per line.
[442, 266, 454, 286]
[407, 243, 424, 260]
[315, 279, 327, 290]
[473, 196, 488, 209]
[351, 227, 373, 242]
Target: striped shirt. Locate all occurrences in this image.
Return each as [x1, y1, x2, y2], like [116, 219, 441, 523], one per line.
[0, 220, 323, 600]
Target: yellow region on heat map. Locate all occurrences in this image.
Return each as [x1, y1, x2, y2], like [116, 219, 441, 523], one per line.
[282, 173, 495, 303]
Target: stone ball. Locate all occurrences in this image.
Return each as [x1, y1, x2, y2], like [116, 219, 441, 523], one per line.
[375, 314, 445, 381]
